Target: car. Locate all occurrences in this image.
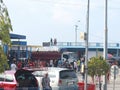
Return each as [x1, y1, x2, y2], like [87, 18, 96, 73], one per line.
[0, 70, 17, 90]
[15, 68, 39, 90]
[31, 67, 79, 90]
[0, 69, 39, 90]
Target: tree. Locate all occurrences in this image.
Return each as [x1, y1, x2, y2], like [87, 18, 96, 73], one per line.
[88, 56, 110, 84]
[0, 0, 13, 73]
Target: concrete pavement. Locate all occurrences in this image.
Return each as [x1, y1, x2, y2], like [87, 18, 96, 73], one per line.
[77, 71, 120, 90]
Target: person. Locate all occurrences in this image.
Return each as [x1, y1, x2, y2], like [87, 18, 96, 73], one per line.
[49, 60, 53, 67]
[64, 59, 69, 68]
[10, 61, 17, 71]
[50, 38, 53, 46]
[54, 38, 57, 45]
[17, 60, 22, 69]
[57, 59, 62, 67]
[77, 59, 81, 72]
[41, 73, 51, 90]
[73, 60, 78, 72]
[53, 60, 58, 67]
[80, 60, 85, 82]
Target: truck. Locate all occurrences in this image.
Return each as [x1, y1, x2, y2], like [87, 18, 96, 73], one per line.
[61, 51, 78, 63]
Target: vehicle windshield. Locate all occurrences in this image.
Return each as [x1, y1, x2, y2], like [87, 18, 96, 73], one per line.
[0, 74, 4, 81]
[5, 75, 14, 82]
[0, 74, 14, 82]
[60, 70, 77, 79]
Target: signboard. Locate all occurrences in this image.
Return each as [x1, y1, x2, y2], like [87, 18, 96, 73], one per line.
[80, 32, 86, 40]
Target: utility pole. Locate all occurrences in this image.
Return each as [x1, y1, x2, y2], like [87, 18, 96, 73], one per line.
[84, 0, 89, 90]
[103, 0, 108, 90]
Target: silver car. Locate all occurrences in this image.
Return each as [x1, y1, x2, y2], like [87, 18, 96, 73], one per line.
[32, 67, 79, 90]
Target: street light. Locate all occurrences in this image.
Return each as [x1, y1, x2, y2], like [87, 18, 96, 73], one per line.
[75, 25, 78, 45]
[75, 20, 80, 45]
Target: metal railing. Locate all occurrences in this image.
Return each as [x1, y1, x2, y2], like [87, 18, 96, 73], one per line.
[54, 42, 120, 49]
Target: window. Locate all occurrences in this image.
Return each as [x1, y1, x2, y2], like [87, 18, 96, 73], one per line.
[60, 70, 77, 79]
[0, 74, 4, 81]
[5, 75, 14, 82]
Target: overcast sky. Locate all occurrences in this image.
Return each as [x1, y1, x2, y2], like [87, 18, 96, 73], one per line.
[3, 0, 120, 45]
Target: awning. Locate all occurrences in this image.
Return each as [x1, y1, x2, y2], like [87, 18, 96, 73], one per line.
[32, 51, 61, 60]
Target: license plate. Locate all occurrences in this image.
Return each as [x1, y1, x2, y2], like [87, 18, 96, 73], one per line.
[68, 82, 73, 85]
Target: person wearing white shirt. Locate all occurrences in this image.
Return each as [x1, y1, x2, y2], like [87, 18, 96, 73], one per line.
[10, 61, 17, 71]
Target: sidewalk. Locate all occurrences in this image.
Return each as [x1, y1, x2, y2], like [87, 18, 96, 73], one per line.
[95, 74, 120, 90]
[77, 72, 120, 90]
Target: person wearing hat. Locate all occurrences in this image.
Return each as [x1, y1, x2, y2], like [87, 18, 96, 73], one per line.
[41, 73, 51, 90]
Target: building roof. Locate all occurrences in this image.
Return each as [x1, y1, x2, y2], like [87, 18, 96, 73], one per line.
[10, 33, 26, 39]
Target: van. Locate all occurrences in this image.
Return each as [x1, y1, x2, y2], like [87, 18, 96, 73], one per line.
[32, 67, 79, 90]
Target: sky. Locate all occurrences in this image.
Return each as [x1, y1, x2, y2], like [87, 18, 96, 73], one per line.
[3, 0, 120, 45]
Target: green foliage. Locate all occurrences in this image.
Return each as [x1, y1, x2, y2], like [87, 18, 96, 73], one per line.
[0, 1, 13, 45]
[88, 56, 110, 77]
[0, 46, 9, 73]
[0, 1, 13, 73]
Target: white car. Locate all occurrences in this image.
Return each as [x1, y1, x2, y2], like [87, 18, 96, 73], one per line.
[32, 67, 79, 90]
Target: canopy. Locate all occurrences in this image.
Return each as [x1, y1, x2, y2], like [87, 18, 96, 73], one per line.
[32, 51, 61, 60]
[10, 33, 26, 39]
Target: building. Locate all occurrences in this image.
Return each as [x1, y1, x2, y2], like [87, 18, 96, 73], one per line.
[7, 33, 120, 62]
[43, 42, 120, 59]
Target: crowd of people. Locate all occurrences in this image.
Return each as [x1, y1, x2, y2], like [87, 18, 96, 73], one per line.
[10, 57, 85, 72]
[10, 57, 86, 82]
